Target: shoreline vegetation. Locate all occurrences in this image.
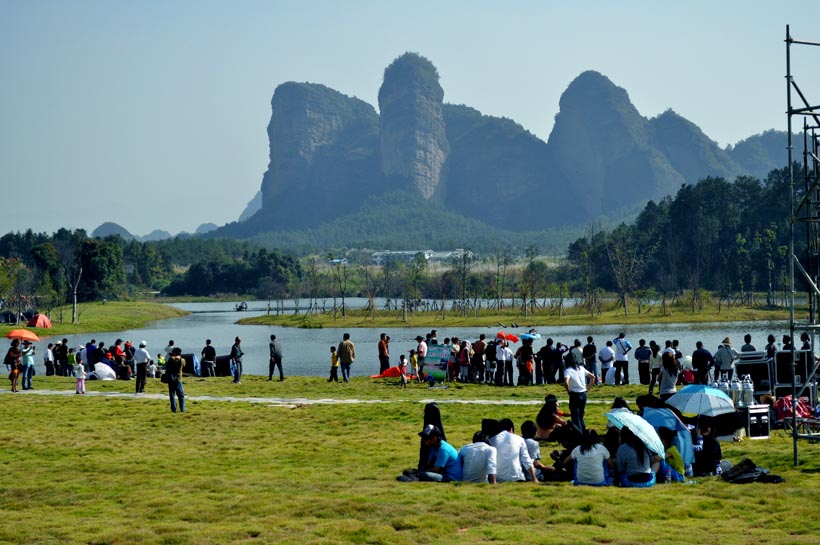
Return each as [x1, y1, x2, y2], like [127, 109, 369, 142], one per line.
[0, 299, 795, 337]
[0, 301, 188, 337]
[239, 302, 793, 329]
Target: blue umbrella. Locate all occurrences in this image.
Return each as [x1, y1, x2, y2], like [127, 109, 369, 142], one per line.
[666, 384, 734, 417]
[605, 411, 665, 455]
[642, 407, 694, 465]
[520, 332, 542, 341]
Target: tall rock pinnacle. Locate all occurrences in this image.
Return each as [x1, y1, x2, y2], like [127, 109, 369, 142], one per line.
[378, 52, 449, 199]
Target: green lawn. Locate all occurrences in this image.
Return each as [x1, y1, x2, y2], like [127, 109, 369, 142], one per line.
[2, 376, 819, 545]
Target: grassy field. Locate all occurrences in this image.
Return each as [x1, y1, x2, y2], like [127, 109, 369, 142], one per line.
[2, 375, 819, 545]
[239, 304, 792, 329]
[0, 302, 188, 337]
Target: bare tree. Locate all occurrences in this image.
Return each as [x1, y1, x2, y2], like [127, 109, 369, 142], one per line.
[52, 229, 85, 324]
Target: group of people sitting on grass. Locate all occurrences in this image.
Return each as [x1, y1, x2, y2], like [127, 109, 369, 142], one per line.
[398, 398, 724, 487]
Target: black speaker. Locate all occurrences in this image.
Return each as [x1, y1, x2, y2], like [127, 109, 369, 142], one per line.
[775, 350, 812, 384]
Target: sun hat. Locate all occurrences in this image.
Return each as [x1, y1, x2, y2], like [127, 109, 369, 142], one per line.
[722, 337, 732, 346]
[139, 340, 147, 347]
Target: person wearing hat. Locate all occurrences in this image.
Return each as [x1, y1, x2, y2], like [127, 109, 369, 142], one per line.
[134, 340, 151, 394]
[417, 424, 462, 482]
[714, 337, 739, 381]
[230, 337, 243, 384]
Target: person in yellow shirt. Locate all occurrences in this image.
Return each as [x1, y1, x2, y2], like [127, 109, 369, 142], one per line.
[328, 345, 339, 382]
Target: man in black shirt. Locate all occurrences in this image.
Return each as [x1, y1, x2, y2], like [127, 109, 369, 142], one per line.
[201, 339, 216, 377]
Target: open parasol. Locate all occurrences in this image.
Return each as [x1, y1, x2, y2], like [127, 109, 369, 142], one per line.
[5, 329, 40, 343]
[605, 411, 665, 455]
[666, 384, 735, 417]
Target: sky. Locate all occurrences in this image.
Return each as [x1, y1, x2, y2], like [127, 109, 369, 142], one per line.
[2, 1, 818, 238]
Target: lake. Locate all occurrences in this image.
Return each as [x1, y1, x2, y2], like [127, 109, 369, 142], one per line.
[30, 300, 793, 379]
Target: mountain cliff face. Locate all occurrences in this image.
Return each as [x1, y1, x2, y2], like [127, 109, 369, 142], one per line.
[378, 53, 449, 200]
[727, 129, 792, 182]
[257, 82, 380, 228]
[217, 58, 789, 243]
[547, 71, 684, 217]
[649, 109, 742, 183]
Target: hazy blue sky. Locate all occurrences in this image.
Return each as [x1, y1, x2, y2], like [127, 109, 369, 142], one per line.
[1, 1, 817, 237]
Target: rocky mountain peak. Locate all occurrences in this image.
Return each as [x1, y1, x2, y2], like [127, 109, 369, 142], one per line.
[378, 52, 449, 199]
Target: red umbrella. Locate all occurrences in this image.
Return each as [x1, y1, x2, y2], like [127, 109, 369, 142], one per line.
[496, 331, 519, 343]
[5, 329, 40, 342]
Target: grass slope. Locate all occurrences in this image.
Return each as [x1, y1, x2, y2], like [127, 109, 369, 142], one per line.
[0, 302, 188, 337]
[2, 376, 819, 544]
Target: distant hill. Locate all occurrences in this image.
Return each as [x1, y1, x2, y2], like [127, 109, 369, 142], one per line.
[140, 229, 173, 242]
[210, 54, 791, 252]
[92, 222, 134, 240]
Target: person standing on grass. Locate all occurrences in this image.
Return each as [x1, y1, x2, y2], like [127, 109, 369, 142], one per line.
[582, 336, 598, 386]
[409, 349, 419, 383]
[200, 339, 216, 378]
[134, 340, 151, 394]
[634, 339, 651, 386]
[165, 347, 186, 413]
[75, 358, 86, 395]
[415, 336, 427, 379]
[565, 349, 594, 432]
[337, 333, 355, 383]
[230, 337, 243, 384]
[44, 343, 55, 376]
[21, 340, 35, 390]
[399, 354, 408, 389]
[6, 339, 21, 392]
[378, 333, 390, 374]
[268, 334, 284, 381]
[328, 346, 339, 382]
[52, 339, 66, 377]
[598, 340, 615, 385]
[613, 332, 632, 385]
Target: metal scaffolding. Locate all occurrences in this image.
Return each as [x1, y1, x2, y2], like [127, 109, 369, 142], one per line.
[786, 25, 820, 464]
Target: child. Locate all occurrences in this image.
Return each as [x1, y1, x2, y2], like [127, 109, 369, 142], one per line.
[67, 347, 77, 377]
[156, 353, 165, 368]
[75, 358, 86, 394]
[328, 345, 339, 382]
[521, 420, 550, 481]
[148, 359, 158, 379]
[398, 354, 408, 389]
[409, 349, 420, 383]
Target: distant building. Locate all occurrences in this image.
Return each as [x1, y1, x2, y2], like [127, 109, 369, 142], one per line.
[370, 249, 472, 265]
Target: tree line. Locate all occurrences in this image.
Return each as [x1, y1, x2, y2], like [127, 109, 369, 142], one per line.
[0, 164, 802, 321]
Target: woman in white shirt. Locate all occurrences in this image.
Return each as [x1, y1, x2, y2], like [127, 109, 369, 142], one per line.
[565, 341, 594, 432]
[566, 429, 611, 486]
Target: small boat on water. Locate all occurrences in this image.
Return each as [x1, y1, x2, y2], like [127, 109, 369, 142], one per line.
[235, 302, 248, 312]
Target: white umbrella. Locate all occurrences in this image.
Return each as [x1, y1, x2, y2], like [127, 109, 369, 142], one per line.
[605, 411, 665, 455]
[666, 384, 735, 417]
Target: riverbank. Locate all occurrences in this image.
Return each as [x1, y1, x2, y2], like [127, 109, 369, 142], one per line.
[0, 301, 189, 337]
[1, 376, 817, 545]
[238, 304, 792, 328]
